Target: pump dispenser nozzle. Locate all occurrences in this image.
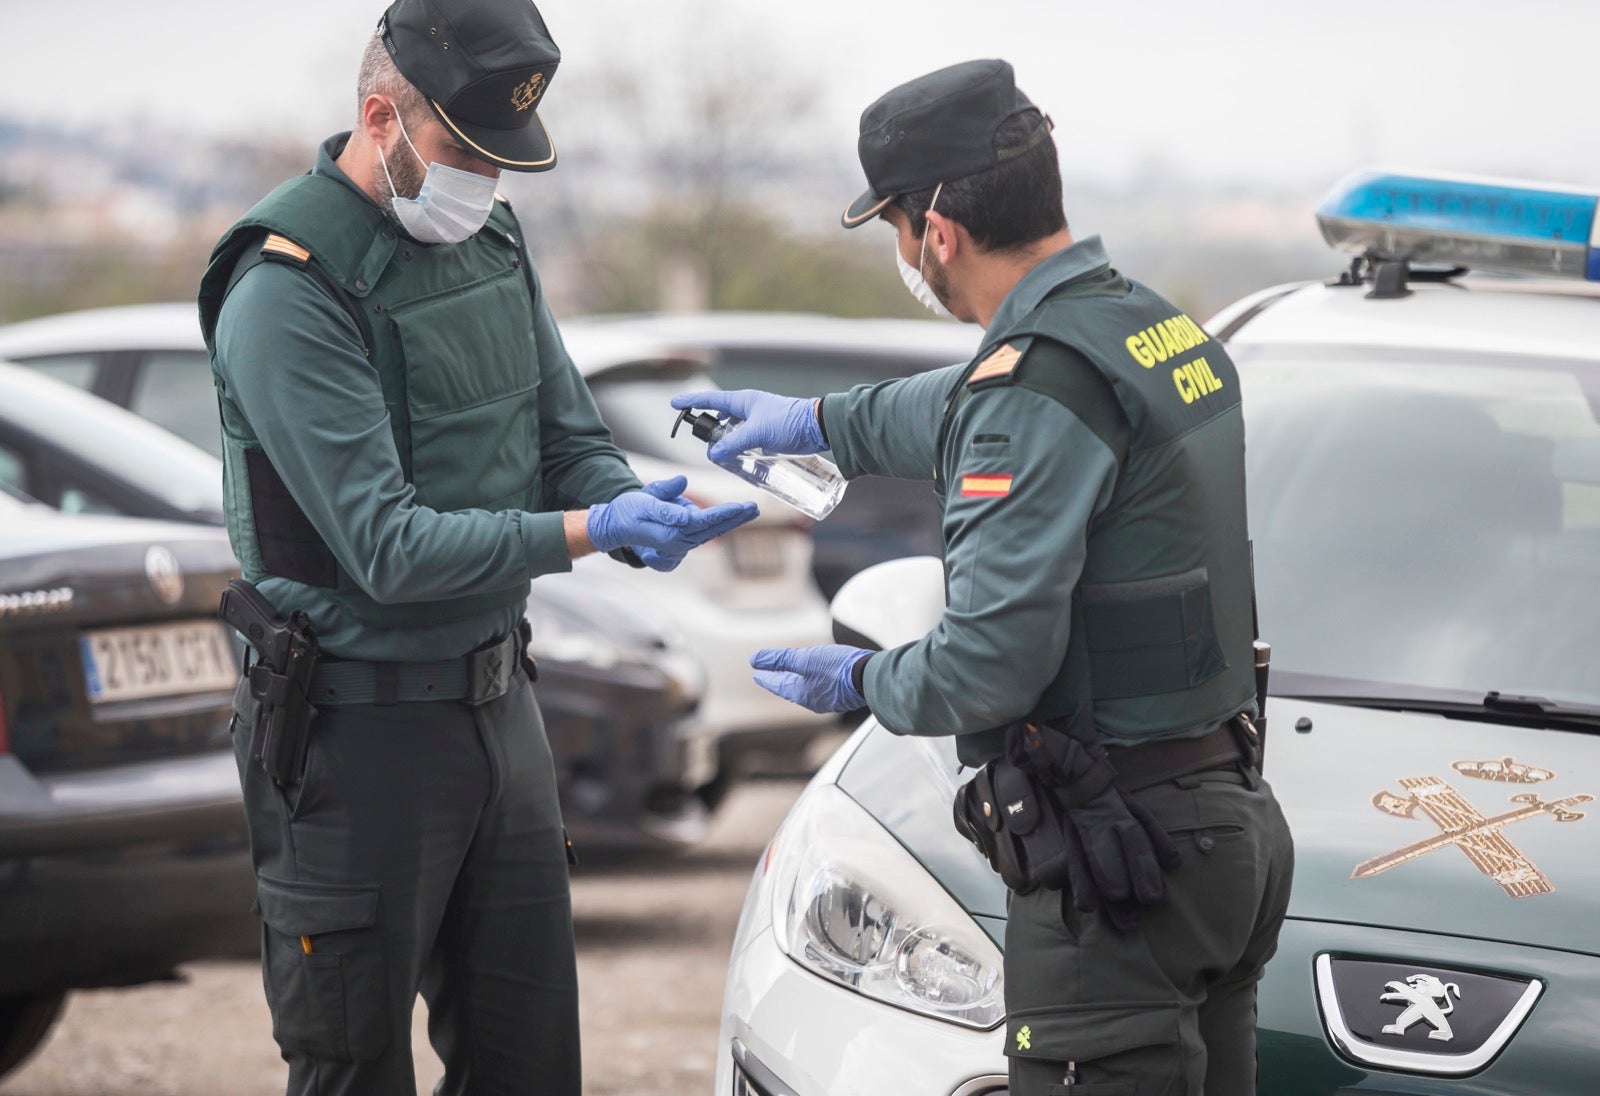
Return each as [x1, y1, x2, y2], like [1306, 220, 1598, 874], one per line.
[669, 406, 847, 521]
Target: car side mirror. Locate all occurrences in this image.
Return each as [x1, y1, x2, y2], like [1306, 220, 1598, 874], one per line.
[829, 556, 946, 652]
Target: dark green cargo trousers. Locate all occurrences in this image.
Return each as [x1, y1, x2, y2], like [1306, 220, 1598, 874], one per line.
[1004, 768, 1294, 1095]
[230, 662, 579, 1096]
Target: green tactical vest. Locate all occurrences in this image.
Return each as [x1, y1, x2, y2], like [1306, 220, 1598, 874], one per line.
[197, 170, 543, 631]
[945, 269, 1257, 745]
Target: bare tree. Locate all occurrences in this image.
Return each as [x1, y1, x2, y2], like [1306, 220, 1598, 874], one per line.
[503, 2, 830, 311]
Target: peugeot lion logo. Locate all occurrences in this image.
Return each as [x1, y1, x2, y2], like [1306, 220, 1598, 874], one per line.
[145, 546, 184, 606]
[1380, 974, 1462, 1041]
[1314, 954, 1543, 1076]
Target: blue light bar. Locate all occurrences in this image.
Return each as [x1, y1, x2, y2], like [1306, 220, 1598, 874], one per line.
[1315, 169, 1600, 281]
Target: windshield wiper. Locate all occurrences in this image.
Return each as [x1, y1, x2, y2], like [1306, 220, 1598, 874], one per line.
[1273, 674, 1600, 731]
[1479, 691, 1600, 727]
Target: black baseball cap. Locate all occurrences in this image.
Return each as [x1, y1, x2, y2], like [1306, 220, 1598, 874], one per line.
[842, 59, 1051, 228]
[380, 0, 561, 172]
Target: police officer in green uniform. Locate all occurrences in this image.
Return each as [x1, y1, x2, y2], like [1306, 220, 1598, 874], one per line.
[196, 2, 756, 1093]
[674, 60, 1294, 1095]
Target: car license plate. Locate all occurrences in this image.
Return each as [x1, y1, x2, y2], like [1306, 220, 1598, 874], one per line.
[727, 528, 785, 579]
[79, 621, 238, 703]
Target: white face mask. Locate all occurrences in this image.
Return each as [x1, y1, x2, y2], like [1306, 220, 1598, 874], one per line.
[378, 114, 499, 245]
[896, 181, 955, 320]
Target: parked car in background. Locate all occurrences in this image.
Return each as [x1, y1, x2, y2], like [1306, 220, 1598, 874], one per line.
[581, 313, 979, 598]
[0, 305, 221, 457]
[0, 488, 248, 1081]
[717, 173, 1600, 1095]
[0, 308, 838, 786]
[558, 324, 837, 783]
[0, 363, 714, 849]
[0, 359, 224, 522]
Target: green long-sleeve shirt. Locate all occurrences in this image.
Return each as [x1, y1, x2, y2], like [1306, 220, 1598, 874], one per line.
[212, 142, 641, 660]
[822, 237, 1128, 758]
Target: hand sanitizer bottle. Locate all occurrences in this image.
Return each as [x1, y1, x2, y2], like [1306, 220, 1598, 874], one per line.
[672, 408, 847, 521]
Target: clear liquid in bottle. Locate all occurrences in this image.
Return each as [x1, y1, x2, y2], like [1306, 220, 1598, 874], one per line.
[672, 408, 847, 520]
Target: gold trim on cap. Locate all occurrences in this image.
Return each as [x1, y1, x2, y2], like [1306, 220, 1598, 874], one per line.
[841, 193, 893, 227]
[431, 99, 556, 169]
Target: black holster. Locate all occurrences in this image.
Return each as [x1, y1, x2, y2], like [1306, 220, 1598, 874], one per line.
[219, 579, 321, 786]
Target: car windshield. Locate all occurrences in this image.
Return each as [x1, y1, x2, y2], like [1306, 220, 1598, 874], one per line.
[0, 366, 223, 518]
[588, 361, 724, 465]
[1235, 343, 1600, 708]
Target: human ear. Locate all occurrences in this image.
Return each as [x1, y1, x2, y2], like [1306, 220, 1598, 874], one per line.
[924, 209, 958, 265]
[360, 95, 396, 145]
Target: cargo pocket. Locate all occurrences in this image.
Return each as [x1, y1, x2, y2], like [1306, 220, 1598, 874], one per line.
[1006, 1001, 1185, 1095]
[253, 875, 389, 1062]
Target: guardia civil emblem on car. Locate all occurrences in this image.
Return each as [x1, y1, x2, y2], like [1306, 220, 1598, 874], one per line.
[1355, 757, 1592, 897]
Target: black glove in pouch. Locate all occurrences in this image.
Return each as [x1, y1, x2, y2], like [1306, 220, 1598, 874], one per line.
[953, 712, 1183, 931]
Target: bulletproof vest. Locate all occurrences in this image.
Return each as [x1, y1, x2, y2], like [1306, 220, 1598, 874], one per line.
[946, 269, 1257, 745]
[197, 172, 541, 630]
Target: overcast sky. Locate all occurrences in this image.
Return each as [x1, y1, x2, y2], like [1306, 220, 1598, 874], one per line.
[6, 0, 1597, 189]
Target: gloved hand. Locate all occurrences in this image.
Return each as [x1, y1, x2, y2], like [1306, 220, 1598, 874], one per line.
[1013, 720, 1182, 932]
[631, 491, 694, 573]
[751, 644, 870, 714]
[669, 389, 827, 464]
[588, 477, 758, 569]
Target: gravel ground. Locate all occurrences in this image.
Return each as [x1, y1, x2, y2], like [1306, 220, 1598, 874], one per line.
[0, 779, 803, 1096]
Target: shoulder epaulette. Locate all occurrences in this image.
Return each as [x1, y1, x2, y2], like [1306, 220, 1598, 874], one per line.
[968, 342, 1022, 386]
[260, 233, 311, 267]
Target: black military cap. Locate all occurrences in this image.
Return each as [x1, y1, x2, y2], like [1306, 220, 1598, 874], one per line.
[380, 0, 560, 172]
[842, 59, 1051, 228]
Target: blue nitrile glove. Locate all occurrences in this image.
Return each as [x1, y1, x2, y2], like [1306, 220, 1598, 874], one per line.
[634, 492, 695, 573]
[669, 389, 827, 464]
[588, 477, 758, 569]
[751, 644, 870, 714]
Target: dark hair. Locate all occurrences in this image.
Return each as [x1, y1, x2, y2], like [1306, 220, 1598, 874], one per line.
[894, 110, 1067, 252]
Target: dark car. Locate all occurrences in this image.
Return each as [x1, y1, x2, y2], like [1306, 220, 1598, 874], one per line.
[0, 488, 250, 1079]
[548, 313, 980, 598]
[0, 361, 713, 849]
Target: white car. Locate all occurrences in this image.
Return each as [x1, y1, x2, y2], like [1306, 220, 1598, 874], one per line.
[716, 171, 1600, 1095]
[0, 305, 834, 803]
[574, 312, 981, 600]
[560, 322, 836, 790]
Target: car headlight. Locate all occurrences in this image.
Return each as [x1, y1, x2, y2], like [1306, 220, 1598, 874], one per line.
[766, 781, 1004, 1029]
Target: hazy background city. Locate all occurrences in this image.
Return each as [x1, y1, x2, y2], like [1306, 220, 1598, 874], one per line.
[3, 0, 1594, 325]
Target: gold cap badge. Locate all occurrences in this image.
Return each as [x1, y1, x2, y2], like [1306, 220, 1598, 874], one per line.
[511, 73, 545, 112]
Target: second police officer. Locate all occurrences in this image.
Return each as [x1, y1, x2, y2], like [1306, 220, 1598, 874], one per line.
[674, 60, 1295, 1094]
[198, 0, 757, 1092]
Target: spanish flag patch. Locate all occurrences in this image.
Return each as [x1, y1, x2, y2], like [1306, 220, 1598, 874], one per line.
[961, 474, 1014, 498]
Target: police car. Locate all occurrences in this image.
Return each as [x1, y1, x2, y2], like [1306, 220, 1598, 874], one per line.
[715, 171, 1600, 1095]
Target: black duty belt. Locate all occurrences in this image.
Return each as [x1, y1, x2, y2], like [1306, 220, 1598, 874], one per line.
[309, 629, 525, 707]
[1104, 716, 1255, 791]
